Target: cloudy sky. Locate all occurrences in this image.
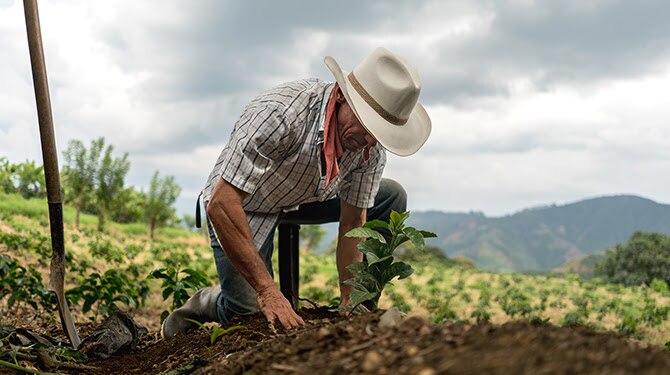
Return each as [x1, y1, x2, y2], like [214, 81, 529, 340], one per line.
[2, 0, 670, 217]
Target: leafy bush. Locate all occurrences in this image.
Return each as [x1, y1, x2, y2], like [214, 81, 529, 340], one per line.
[0, 254, 56, 315]
[66, 267, 150, 320]
[595, 231, 670, 286]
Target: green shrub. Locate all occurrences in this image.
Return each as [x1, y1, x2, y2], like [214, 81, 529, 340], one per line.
[595, 232, 670, 286]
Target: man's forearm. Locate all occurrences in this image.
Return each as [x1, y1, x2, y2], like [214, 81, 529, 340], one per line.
[336, 229, 364, 299]
[336, 200, 367, 304]
[206, 182, 275, 294]
[207, 178, 304, 329]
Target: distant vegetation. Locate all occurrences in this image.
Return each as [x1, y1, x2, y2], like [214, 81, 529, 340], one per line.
[595, 231, 670, 286]
[1, 138, 183, 238]
[407, 196, 670, 272]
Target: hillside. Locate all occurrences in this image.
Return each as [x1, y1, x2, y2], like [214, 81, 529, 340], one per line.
[407, 195, 670, 272]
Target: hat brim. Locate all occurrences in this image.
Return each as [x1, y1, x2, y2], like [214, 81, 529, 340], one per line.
[324, 55, 431, 156]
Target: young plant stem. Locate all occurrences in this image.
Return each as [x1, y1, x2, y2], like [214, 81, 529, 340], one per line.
[0, 359, 47, 375]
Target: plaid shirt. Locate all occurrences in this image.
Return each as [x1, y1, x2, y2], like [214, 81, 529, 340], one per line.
[202, 79, 386, 249]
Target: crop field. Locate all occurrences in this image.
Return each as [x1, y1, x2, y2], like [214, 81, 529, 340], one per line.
[1, 192, 669, 373]
[298, 251, 670, 346]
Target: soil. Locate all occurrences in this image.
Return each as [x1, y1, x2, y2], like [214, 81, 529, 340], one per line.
[8, 307, 667, 375]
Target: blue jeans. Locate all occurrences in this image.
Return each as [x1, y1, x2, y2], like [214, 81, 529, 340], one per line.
[208, 178, 407, 323]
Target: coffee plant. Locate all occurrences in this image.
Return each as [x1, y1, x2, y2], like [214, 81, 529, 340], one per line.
[341, 210, 437, 311]
[66, 267, 150, 320]
[148, 266, 210, 322]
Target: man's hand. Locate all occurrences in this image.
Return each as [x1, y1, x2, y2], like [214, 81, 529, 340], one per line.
[256, 285, 305, 330]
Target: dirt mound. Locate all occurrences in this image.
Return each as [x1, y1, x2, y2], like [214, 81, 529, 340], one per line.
[66, 308, 670, 375]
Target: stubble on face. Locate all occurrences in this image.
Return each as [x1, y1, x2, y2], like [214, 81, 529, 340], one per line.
[336, 99, 378, 152]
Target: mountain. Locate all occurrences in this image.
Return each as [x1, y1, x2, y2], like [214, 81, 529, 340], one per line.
[406, 195, 670, 272]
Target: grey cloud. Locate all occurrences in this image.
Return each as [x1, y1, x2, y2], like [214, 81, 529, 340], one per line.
[95, 1, 393, 102]
[425, 0, 670, 103]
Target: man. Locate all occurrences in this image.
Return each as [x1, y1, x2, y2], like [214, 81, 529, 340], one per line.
[162, 47, 431, 338]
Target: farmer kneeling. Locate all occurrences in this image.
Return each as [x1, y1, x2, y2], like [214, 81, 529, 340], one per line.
[162, 47, 432, 338]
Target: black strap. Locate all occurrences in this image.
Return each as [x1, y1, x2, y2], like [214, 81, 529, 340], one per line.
[195, 192, 202, 228]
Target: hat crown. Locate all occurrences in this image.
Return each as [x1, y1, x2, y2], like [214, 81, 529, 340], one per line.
[351, 47, 421, 124]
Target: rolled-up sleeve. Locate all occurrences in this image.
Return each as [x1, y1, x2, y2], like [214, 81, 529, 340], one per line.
[338, 145, 386, 208]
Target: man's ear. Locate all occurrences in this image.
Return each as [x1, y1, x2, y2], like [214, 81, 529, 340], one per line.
[336, 88, 346, 103]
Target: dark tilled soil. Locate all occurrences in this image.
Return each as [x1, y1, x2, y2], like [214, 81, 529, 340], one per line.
[4, 307, 669, 374]
[49, 308, 670, 375]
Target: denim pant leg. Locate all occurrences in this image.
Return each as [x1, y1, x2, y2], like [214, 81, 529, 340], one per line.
[207, 219, 275, 323]
[281, 178, 407, 224]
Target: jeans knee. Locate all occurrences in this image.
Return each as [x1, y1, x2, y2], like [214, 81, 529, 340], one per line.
[382, 178, 407, 213]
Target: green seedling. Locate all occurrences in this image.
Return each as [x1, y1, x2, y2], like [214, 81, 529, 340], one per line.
[148, 266, 209, 322]
[185, 319, 245, 345]
[342, 210, 437, 312]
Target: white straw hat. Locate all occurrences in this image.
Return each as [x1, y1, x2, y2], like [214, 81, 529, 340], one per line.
[324, 47, 431, 156]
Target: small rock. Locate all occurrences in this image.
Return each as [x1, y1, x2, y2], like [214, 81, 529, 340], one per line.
[416, 367, 436, 375]
[410, 355, 425, 365]
[317, 327, 331, 338]
[362, 350, 383, 372]
[378, 307, 404, 328]
[405, 345, 419, 356]
[419, 325, 432, 336]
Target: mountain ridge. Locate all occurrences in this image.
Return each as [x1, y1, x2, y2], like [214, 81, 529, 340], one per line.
[407, 194, 670, 272]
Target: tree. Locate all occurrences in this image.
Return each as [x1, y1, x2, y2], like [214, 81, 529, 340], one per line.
[0, 157, 15, 194]
[299, 224, 327, 253]
[62, 138, 103, 228]
[594, 231, 670, 286]
[95, 143, 130, 232]
[0, 158, 45, 198]
[144, 171, 181, 240]
[13, 160, 46, 199]
[110, 186, 146, 223]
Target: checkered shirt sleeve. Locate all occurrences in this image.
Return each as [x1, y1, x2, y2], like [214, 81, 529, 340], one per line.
[217, 102, 297, 195]
[338, 144, 386, 208]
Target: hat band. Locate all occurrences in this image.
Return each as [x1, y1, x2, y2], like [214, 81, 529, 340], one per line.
[348, 72, 408, 125]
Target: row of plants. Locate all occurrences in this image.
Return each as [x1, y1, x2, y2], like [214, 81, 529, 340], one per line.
[0, 212, 214, 324]
[299, 246, 670, 347]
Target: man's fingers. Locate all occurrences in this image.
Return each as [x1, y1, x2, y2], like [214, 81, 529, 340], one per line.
[256, 286, 305, 330]
[277, 310, 304, 330]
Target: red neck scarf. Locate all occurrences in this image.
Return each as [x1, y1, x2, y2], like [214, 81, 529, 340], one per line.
[323, 84, 342, 189]
[322, 84, 372, 189]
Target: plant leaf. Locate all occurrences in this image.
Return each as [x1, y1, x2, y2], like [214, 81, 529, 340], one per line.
[349, 288, 378, 307]
[357, 239, 388, 259]
[345, 227, 386, 243]
[343, 278, 368, 291]
[363, 220, 390, 231]
[419, 230, 438, 238]
[184, 318, 207, 331]
[405, 227, 426, 251]
[346, 262, 367, 275]
[389, 210, 410, 231]
[210, 325, 245, 345]
[388, 261, 414, 280]
[368, 255, 392, 266]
